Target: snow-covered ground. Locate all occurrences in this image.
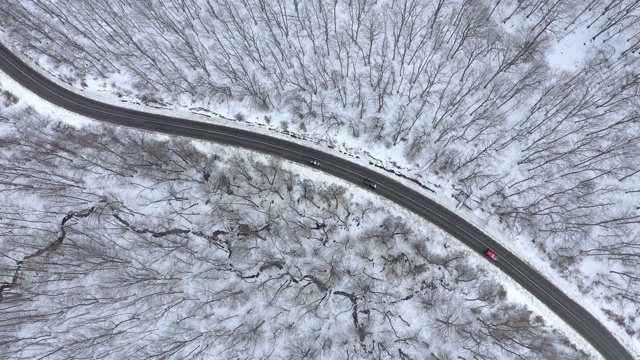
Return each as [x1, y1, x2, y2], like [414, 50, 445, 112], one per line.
[0, 72, 599, 359]
[1, 0, 640, 357]
[2, 39, 640, 357]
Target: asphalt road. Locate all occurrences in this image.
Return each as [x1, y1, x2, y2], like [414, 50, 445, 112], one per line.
[0, 42, 632, 360]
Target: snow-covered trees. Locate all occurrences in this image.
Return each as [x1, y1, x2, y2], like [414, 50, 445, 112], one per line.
[2, 0, 640, 346]
[0, 103, 588, 358]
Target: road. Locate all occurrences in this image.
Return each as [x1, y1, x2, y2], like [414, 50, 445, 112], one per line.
[0, 42, 632, 360]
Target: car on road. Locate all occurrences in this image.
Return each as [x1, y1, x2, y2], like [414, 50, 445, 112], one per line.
[484, 249, 497, 260]
[303, 156, 323, 167]
[363, 178, 377, 189]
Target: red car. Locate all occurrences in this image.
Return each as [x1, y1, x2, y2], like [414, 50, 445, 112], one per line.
[484, 249, 497, 260]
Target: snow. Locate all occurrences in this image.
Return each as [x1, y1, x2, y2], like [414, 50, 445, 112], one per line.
[548, 28, 593, 71]
[2, 1, 640, 356]
[0, 68, 610, 359]
[0, 54, 627, 360]
[0, 70, 92, 128]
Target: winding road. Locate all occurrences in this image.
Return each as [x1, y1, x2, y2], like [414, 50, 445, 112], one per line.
[0, 42, 632, 360]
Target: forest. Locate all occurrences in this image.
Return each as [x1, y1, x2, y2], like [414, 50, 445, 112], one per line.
[0, 0, 639, 355]
[0, 98, 589, 358]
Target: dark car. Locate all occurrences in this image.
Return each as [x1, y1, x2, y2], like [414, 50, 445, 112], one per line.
[484, 249, 497, 260]
[363, 178, 377, 189]
[303, 156, 323, 167]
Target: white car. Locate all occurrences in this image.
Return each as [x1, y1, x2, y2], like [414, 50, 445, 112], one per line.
[303, 156, 323, 167]
[363, 178, 377, 189]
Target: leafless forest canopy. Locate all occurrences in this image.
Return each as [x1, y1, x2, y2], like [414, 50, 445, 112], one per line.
[0, 106, 588, 358]
[1, 0, 640, 347]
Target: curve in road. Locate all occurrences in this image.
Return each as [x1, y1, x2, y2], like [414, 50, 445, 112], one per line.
[0, 42, 632, 360]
